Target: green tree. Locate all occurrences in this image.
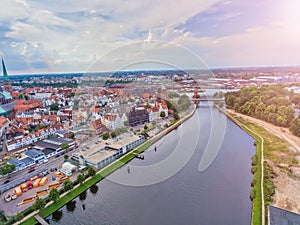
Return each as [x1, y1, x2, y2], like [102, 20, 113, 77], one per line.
[173, 112, 180, 120]
[76, 174, 85, 184]
[160, 111, 166, 118]
[61, 143, 70, 151]
[254, 102, 266, 119]
[267, 113, 278, 124]
[290, 118, 300, 137]
[50, 103, 59, 111]
[87, 167, 96, 177]
[276, 115, 287, 127]
[291, 94, 300, 105]
[33, 197, 46, 210]
[48, 188, 60, 202]
[111, 132, 116, 138]
[63, 180, 74, 192]
[102, 133, 110, 140]
[64, 154, 69, 161]
[0, 164, 16, 175]
[144, 124, 148, 130]
[14, 212, 24, 221]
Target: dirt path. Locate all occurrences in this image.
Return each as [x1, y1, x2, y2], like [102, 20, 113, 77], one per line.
[228, 110, 300, 152]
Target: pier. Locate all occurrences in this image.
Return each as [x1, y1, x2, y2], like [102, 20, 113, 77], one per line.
[34, 215, 49, 225]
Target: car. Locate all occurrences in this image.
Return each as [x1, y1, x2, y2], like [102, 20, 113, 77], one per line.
[55, 154, 60, 158]
[43, 159, 48, 163]
[3, 179, 10, 184]
[28, 168, 35, 173]
[29, 165, 35, 170]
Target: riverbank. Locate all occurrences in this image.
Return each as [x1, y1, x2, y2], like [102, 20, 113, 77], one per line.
[226, 110, 300, 218]
[18, 106, 197, 225]
[216, 106, 264, 225]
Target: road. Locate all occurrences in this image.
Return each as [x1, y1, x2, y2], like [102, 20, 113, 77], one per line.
[0, 135, 100, 192]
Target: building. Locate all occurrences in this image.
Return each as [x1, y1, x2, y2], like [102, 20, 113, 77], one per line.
[73, 134, 144, 169]
[268, 205, 300, 225]
[25, 149, 46, 163]
[7, 158, 25, 171]
[60, 162, 77, 176]
[128, 108, 149, 126]
[101, 114, 123, 131]
[1, 58, 12, 92]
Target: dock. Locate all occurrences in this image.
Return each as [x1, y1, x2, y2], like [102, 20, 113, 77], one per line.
[34, 215, 49, 225]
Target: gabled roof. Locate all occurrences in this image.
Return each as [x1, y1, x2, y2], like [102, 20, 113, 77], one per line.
[8, 158, 24, 166]
[25, 149, 45, 158]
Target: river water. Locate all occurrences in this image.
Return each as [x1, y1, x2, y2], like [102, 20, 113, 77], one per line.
[47, 107, 255, 225]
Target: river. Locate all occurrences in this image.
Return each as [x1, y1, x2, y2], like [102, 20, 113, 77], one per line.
[47, 106, 255, 225]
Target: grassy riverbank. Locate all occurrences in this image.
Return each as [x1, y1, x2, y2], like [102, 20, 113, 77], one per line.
[19, 107, 196, 225]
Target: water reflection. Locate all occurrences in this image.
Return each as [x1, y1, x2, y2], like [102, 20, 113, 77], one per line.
[89, 185, 98, 195]
[52, 210, 63, 222]
[66, 200, 76, 213]
[79, 191, 87, 201]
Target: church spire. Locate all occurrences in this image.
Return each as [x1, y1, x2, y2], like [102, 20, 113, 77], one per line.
[2, 58, 9, 83]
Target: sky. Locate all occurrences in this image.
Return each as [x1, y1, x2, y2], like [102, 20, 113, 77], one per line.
[1, 0, 300, 74]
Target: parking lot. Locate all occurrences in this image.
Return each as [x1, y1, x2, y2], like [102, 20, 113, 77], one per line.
[0, 167, 78, 216]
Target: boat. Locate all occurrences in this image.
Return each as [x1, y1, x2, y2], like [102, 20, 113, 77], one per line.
[133, 153, 144, 159]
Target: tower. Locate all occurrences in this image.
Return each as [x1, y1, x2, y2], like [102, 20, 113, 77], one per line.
[1, 58, 12, 92]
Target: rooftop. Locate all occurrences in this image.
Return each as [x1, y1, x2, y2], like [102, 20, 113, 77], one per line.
[269, 205, 300, 225]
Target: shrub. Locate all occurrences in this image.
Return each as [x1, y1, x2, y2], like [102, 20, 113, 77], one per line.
[251, 178, 256, 187]
[251, 154, 258, 166]
[250, 188, 256, 201]
[251, 166, 257, 174]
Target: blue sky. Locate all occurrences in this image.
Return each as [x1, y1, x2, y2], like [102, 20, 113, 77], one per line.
[1, 0, 300, 74]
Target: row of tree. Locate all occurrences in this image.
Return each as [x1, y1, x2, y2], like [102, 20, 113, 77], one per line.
[225, 85, 300, 136]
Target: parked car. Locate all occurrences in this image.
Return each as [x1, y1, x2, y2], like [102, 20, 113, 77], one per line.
[3, 179, 10, 184]
[28, 168, 35, 173]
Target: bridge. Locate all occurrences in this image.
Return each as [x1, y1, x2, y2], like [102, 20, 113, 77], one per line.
[190, 97, 224, 107]
[191, 97, 225, 102]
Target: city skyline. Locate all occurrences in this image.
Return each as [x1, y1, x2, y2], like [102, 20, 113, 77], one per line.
[1, 0, 300, 74]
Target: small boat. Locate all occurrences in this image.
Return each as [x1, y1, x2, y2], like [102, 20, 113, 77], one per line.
[134, 153, 144, 160]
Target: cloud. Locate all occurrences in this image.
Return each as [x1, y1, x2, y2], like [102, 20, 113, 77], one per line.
[1, 0, 300, 73]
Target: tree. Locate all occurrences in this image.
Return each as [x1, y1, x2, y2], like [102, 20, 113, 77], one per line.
[48, 188, 60, 202]
[33, 197, 46, 210]
[50, 103, 59, 111]
[111, 132, 116, 138]
[76, 174, 85, 184]
[0, 164, 16, 175]
[64, 154, 69, 161]
[63, 180, 74, 192]
[290, 118, 300, 137]
[87, 167, 96, 177]
[61, 143, 70, 151]
[144, 124, 148, 130]
[102, 133, 109, 140]
[14, 212, 24, 221]
[173, 112, 180, 120]
[160, 111, 166, 118]
[276, 115, 287, 127]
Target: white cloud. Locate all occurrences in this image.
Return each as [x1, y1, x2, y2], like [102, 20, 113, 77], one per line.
[1, 0, 219, 73]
